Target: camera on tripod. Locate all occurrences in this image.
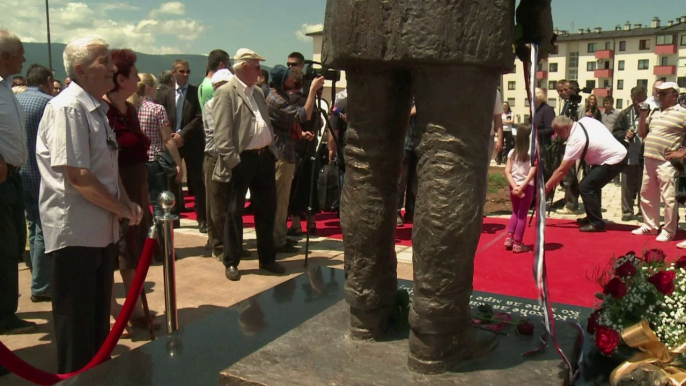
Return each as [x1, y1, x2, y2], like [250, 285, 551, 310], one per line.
[565, 86, 593, 119]
[303, 60, 341, 82]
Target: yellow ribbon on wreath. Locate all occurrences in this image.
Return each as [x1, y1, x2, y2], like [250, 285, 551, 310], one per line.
[610, 320, 686, 385]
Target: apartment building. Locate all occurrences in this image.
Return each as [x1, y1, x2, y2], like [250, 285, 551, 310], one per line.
[502, 16, 686, 124]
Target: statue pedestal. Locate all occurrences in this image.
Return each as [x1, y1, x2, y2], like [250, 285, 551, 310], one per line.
[220, 298, 584, 386]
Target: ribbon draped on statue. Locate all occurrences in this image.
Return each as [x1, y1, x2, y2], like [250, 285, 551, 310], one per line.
[521, 44, 584, 384]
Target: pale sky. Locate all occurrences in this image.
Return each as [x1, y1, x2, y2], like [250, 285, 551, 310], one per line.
[3, 0, 685, 66]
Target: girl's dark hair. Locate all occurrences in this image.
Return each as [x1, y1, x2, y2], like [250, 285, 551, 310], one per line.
[512, 124, 532, 163]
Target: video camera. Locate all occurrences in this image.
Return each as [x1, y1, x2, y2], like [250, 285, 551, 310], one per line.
[566, 86, 593, 120]
[568, 86, 592, 104]
[303, 60, 341, 82]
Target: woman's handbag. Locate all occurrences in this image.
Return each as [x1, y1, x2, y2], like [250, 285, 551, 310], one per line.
[156, 150, 177, 178]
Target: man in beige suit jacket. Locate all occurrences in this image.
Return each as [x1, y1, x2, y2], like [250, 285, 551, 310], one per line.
[212, 48, 284, 281]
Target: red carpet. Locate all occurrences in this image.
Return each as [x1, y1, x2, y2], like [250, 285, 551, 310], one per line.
[177, 191, 686, 309]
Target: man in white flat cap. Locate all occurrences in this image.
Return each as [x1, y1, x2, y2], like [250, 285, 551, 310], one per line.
[212, 49, 284, 281]
[632, 81, 686, 245]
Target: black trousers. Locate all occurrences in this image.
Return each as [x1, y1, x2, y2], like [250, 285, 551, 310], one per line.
[170, 151, 207, 223]
[496, 131, 514, 164]
[223, 150, 277, 268]
[579, 162, 626, 226]
[51, 244, 116, 373]
[0, 172, 25, 326]
[204, 154, 228, 256]
[563, 166, 579, 210]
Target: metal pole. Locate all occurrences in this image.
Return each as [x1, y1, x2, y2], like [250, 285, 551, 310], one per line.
[45, 0, 52, 72]
[157, 191, 179, 333]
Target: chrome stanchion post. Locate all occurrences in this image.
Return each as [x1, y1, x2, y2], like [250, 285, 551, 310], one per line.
[156, 191, 179, 333]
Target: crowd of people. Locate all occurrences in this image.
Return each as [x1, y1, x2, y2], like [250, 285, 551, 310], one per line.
[0, 29, 340, 374]
[2, 23, 686, 376]
[496, 78, 686, 252]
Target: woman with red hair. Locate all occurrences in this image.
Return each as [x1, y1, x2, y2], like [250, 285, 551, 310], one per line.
[103, 48, 160, 336]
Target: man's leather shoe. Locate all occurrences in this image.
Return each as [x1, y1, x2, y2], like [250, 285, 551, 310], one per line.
[0, 317, 37, 335]
[225, 266, 240, 281]
[199, 222, 208, 234]
[621, 214, 635, 222]
[259, 262, 286, 274]
[576, 217, 591, 225]
[30, 294, 51, 303]
[580, 223, 606, 232]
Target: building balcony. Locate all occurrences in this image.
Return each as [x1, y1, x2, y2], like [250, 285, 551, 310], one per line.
[536, 71, 547, 80]
[654, 65, 676, 76]
[593, 88, 612, 97]
[655, 44, 677, 55]
[594, 50, 614, 59]
[594, 69, 613, 78]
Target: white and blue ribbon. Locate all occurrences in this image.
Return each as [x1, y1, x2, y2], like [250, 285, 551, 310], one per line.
[523, 44, 584, 384]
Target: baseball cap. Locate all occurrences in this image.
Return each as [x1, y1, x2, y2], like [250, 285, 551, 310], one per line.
[269, 65, 291, 90]
[211, 69, 233, 85]
[234, 48, 265, 63]
[656, 82, 679, 93]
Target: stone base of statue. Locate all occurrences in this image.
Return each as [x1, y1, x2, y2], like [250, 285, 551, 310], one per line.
[219, 299, 582, 386]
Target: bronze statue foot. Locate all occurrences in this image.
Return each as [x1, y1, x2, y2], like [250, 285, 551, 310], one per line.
[349, 306, 392, 341]
[407, 328, 499, 374]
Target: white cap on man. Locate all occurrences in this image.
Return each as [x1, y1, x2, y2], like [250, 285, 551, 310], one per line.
[656, 82, 680, 93]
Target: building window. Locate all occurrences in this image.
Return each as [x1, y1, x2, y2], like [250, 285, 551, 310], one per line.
[678, 77, 686, 88]
[587, 61, 597, 71]
[681, 35, 686, 46]
[618, 60, 625, 71]
[637, 79, 648, 88]
[603, 79, 611, 88]
[548, 80, 557, 89]
[661, 57, 669, 66]
[657, 35, 675, 45]
[507, 98, 515, 107]
[586, 80, 596, 90]
[549, 63, 558, 72]
[617, 80, 624, 90]
[587, 43, 597, 53]
[638, 60, 650, 70]
[619, 41, 626, 51]
[605, 42, 612, 50]
[568, 52, 579, 68]
[639, 39, 650, 50]
[617, 99, 623, 109]
[537, 79, 544, 88]
[568, 69, 578, 81]
[525, 99, 530, 108]
[508, 81, 516, 90]
[548, 98, 557, 109]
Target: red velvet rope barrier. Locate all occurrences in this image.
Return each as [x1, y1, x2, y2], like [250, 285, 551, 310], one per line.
[0, 237, 157, 385]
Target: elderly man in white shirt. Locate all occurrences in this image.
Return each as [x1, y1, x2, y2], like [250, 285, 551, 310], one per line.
[36, 36, 142, 373]
[545, 116, 627, 232]
[0, 29, 38, 338]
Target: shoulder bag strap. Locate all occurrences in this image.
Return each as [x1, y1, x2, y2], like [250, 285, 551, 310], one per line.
[577, 122, 589, 175]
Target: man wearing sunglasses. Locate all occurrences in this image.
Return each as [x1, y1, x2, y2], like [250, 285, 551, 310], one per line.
[156, 59, 206, 232]
[632, 82, 686, 243]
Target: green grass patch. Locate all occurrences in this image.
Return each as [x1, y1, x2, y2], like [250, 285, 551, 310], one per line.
[487, 173, 508, 194]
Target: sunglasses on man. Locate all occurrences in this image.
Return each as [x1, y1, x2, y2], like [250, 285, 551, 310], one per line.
[176, 70, 191, 75]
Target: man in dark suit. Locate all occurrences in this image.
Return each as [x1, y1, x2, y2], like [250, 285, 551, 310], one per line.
[156, 59, 207, 232]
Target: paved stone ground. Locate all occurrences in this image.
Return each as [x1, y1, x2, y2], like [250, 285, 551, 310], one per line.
[1, 166, 677, 385]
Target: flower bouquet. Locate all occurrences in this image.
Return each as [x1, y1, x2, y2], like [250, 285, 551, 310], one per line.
[583, 250, 686, 384]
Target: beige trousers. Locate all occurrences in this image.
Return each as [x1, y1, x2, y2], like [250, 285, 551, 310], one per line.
[640, 158, 677, 236]
[273, 159, 296, 248]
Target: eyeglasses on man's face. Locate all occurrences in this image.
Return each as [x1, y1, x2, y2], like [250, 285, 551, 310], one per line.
[176, 70, 191, 75]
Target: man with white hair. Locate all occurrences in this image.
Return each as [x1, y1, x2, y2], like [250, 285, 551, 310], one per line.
[0, 29, 38, 336]
[213, 48, 285, 281]
[544, 116, 627, 232]
[36, 36, 142, 373]
[203, 68, 232, 259]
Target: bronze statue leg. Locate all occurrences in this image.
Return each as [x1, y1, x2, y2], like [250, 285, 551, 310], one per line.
[341, 68, 412, 340]
[408, 65, 499, 373]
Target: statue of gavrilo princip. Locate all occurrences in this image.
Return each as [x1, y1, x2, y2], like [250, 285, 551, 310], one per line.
[322, 0, 554, 374]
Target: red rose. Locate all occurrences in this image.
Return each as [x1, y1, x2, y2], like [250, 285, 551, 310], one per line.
[675, 256, 686, 270]
[587, 310, 601, 334]
[615, 261, 637, 278]
[648, 271, 676, 295]
[517, 321, 535, 335]
[595, 326, 621, 356]
[603, 278, 627, 299]
[643, 249, 666, 263]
